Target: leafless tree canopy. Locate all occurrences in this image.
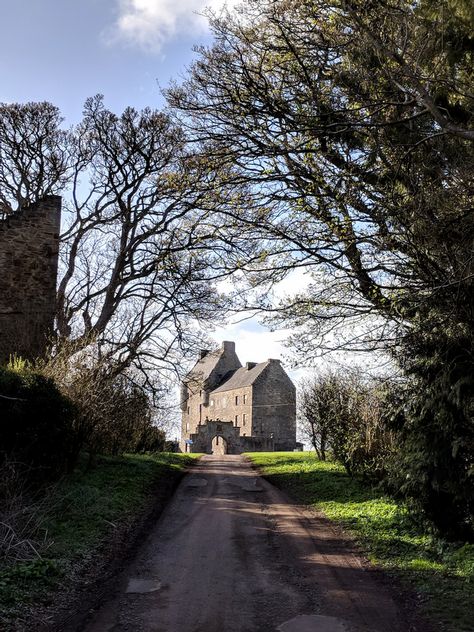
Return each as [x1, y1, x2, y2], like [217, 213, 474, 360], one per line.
[0, 95, 257, 388]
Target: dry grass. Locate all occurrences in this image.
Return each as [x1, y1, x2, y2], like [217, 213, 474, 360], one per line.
[0, 461, 55, 569]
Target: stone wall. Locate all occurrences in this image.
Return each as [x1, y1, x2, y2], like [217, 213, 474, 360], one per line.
[252, 360, 296, 450]
[188, 420, 242, 455]
[0, 196, 61, 362]
[209, 386, 252, 431]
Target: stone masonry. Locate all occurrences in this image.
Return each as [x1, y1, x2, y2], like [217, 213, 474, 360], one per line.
[180, 341, 297, 454]
[0, 196, 61, 362]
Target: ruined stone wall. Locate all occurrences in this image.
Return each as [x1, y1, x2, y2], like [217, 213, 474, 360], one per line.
[0, 196, 61, 362]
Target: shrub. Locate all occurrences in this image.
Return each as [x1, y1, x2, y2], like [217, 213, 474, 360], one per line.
[389, 328, 474, 539]
[38, 343, 166, 458]
[0, 361, 76, 479]
[298, 370, 397, 479]
[344, 378, 399, 480]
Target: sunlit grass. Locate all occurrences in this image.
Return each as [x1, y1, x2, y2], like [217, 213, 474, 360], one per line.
[248, 452, 474, 632]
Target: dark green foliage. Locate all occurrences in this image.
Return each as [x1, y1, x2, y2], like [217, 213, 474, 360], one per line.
[391, 324, 474, 539]
[0, 364, 76, 479]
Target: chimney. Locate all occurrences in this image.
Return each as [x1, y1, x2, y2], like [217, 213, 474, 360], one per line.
[221, 341, 235, 353]
[200, 349, 210, 359]
[268, 359, 281, 363]
[246, 362, 257, 370]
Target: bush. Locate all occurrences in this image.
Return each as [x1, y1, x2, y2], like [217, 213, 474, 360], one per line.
[344, 378, 399, 480]
[38, 344, 166, 458]
[298, 370, 397, 479]
[0, 361, 76, 479]
[389, 326, 474, 540]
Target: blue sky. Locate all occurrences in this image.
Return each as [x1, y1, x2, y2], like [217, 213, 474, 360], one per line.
[0, 0, 233, 124]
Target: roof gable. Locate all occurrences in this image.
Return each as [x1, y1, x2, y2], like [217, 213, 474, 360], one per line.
[185, 342, 242, 393]
[211, 361, 270, 393]
[186, 350, 221, 387]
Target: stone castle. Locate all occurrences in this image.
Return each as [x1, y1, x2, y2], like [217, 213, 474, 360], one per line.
[180, 341, 297, 454]
[0, 196, 61, 363]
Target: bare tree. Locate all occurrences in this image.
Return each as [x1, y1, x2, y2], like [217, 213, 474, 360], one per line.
[55, 96, 254, 385]
[0, 102, 71, 214]
[0, 96, 256, 391]
[298, 375, 333, 460]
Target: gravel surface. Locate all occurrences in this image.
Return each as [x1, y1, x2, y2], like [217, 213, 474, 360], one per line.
[82, 455, 414, 632]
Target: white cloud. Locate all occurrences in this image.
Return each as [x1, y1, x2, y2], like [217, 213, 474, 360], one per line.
[211, 322, 288, 366]
[107, 0, 239, 53]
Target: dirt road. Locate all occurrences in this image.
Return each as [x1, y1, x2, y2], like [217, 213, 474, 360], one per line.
[83, 455, 412, 632]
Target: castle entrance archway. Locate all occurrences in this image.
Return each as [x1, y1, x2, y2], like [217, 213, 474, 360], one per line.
[211, 435, 228, 455]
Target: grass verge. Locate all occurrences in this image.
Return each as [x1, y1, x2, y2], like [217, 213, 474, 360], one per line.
[248, 452, 474, 632]
[0, 452, 199, 629]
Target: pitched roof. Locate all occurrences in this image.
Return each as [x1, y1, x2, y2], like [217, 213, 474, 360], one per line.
[185, 350, 222, 391]
[211, 361, 270, 393]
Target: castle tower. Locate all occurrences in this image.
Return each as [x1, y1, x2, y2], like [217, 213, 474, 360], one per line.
[180, 341, 297, 454]
[0, 196, 61, 362]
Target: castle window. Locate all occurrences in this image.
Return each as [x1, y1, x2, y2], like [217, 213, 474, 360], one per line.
[243, 413, 246, 426]
[210, 399, 214, 407]
[235, 415, 239, 426]
[243, 394, 248, 404]
[235, 395, 239, 405]
[187, 407, 190, 415]
[186, 422, 190, 431]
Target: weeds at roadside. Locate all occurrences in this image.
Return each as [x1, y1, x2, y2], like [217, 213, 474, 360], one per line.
[0, 460, 58, 569]
[0, 452, 198, 629]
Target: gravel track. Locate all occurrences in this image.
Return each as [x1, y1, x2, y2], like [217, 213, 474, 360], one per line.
[82, 455, 413, 632]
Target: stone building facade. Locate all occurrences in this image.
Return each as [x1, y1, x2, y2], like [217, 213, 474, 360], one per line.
[180, 341, 297, 454]
[0, 196, 61, 363]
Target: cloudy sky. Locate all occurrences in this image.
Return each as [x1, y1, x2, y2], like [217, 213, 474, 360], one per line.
[0, 0, 316, 371]
[0, 0, 236, 122]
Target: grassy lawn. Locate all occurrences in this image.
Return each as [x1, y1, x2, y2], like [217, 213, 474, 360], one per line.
[248, 452, 474, 632]
[0, 452, 199, 626]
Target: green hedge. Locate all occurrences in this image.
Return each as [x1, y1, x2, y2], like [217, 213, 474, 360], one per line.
[0, 365, 76, 479]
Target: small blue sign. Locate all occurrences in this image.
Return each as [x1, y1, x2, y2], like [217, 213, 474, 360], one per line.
[185, 439, 194, 445]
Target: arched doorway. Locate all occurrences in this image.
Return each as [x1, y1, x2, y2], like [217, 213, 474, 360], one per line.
[211, 435, 228, 455]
